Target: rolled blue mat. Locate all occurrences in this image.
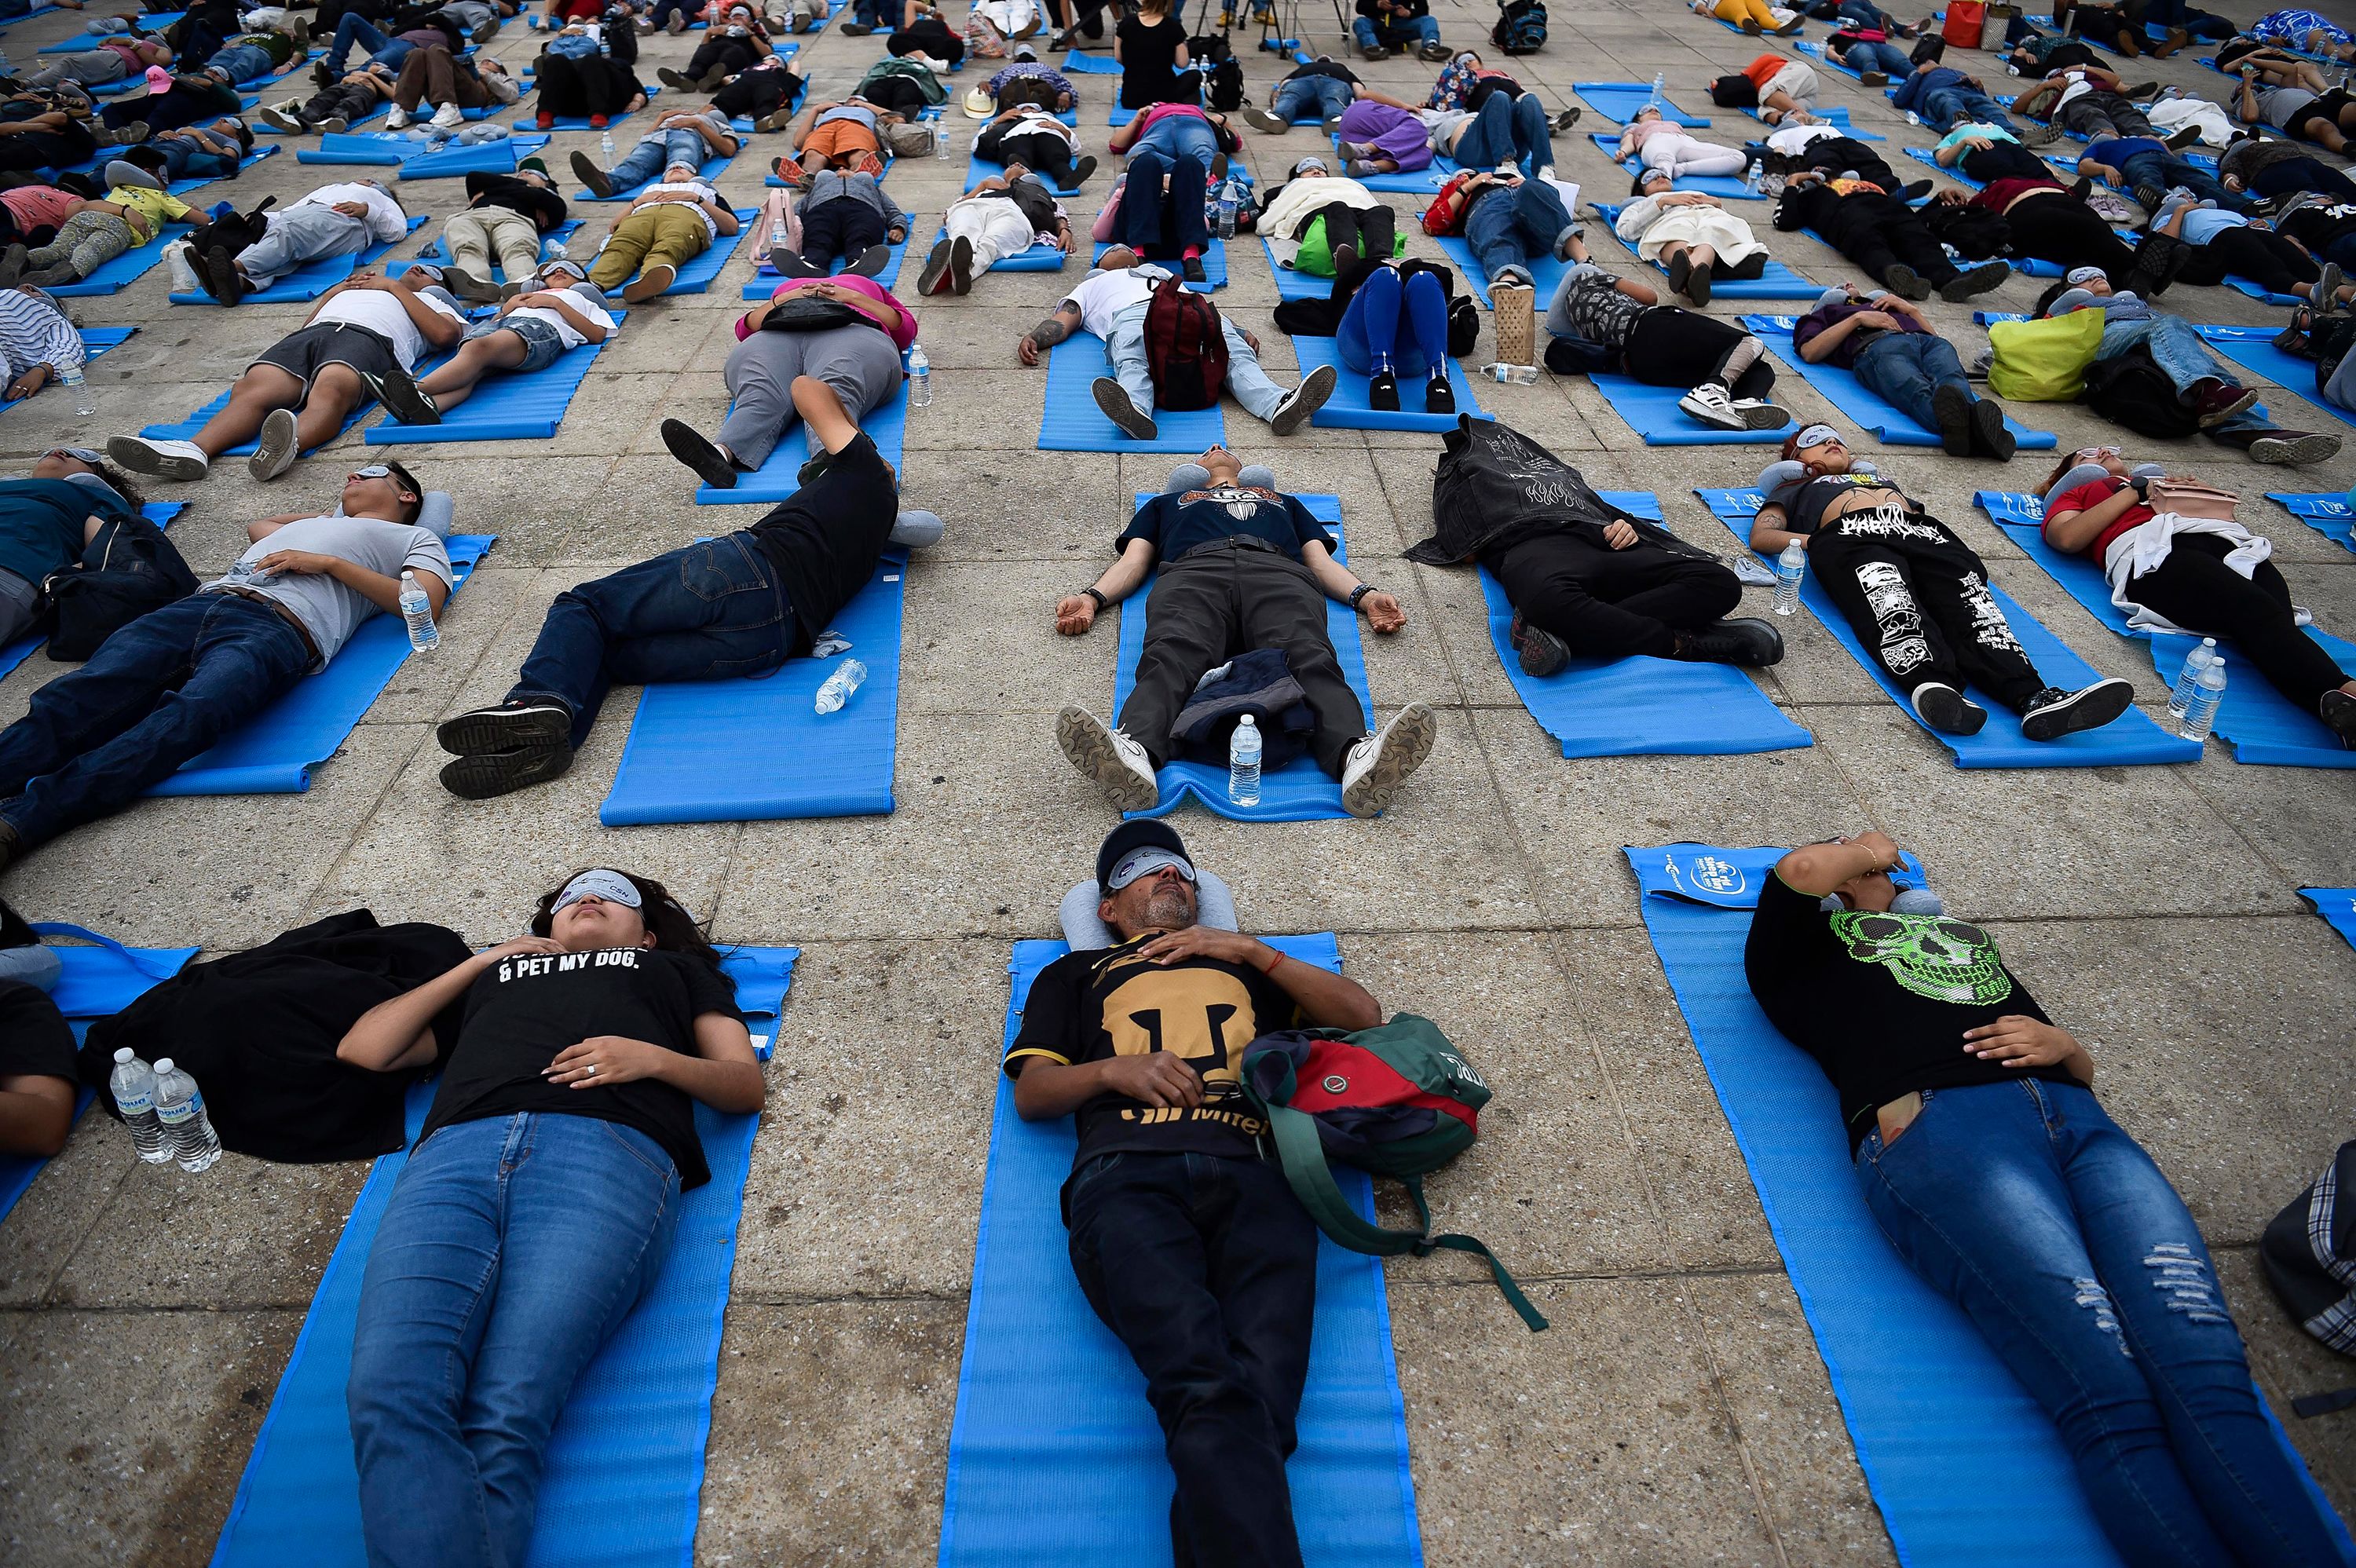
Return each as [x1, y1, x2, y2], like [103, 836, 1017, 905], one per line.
[938, 937, 1425, 1567]
[1736, 312, 2058, 449]
[1039, 333, 1227, 451]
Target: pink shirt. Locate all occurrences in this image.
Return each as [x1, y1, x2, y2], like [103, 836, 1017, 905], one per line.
[1132, 101, 1211, 139]
[0, 185, 82, 236]
[737, 273, 918, 352]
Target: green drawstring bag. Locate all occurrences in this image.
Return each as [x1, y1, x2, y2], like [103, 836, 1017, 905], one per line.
[1987, 309, 2105, 403]
[1292, 213, 1409, 278]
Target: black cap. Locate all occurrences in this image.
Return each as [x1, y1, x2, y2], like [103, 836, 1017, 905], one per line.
[1096, 819, 1189, 894]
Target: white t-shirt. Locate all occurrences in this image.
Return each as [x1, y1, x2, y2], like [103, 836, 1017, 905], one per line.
[505, 283, 616, 350]
[1063, 265, 1167, 339]
[1004, 105, 1077, 148]
[1765, 121, 1843, 155]
[313, 286, 465, 371]
[206, 514, 454, 667]
[290, 181, 410, 244]
[639, 181, 721, 241]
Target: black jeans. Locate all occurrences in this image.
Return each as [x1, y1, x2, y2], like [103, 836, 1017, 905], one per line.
[1792, 133, 1901, 191]
[2119, 532, 2351, 713]
[2060, 91, 2153, 140]
[2252, 156, 2356, 206]
[1119, 541, 1366, 777]
[1066, 1149, 1316, 1568]
[979, 124, 1078, 183]
[2175, 225, 2318, 295]
[1624, 308, 1776, 398]
[796, 195, 887, 270]
[1816, 191, 1962, 289]
[686, 35, 764, 78]
[2005, 192, 2138, 285]
[712, 66, 803, 119]
[1308, 200, 1395, 261]
[1484, 531, 1740, 659]
[1811, 507, 2047, 710]
[1959, 140, 2051, 184]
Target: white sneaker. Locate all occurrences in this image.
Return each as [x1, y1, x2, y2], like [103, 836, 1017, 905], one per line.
[386, 104, 411, 129]
[1677, 382, 1745, 430]
[1055, 705, 1158, 811]
[248, 408, 301, 482]
[1340, 701, 1437, 818]
[105, 434, 209, 480]
[888, 509, 945, 547]
[429, 102, 466, 130]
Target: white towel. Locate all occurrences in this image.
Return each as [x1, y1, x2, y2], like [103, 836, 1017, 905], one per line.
[2102, 511, 2274, 634]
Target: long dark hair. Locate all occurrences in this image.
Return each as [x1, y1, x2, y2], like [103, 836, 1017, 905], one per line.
[529, 868, 730, 978]
[2031, 278, 2069, 319]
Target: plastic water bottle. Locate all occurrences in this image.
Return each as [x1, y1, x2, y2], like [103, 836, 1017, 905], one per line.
[152, 1058, 221, 1173]
[2167, 636, 2219, 722]
[906, 342, 931, 408]
[109, 1049, 171, 1164]
[769, 215, 788, 255]
[399, 570, 439, 652]
[2176, 651, 2226, 741]
[1648, 71, 1665, 108]
[600, 128, 616, 159]
[1743, 157, 1763, 195]
[544, 234, 570, 262]
[1773, 539, 1806, 616]
[1904, 109, 1922, 126]
[57, 364, 93, 416]
[935, 120, 949, 158]
[1480, 361, 1540, 384]
[1216, 178, 1239, 239]
[1227, 713, 1261, 806]
[814, 657, 868, 714]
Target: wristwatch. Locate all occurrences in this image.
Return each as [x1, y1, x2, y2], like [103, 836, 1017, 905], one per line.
[1348, 583, 1377, 610]
[1081, 587, 1110, 610]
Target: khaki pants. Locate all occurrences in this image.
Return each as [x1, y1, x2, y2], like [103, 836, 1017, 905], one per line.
[588, 203, 712, 291]
[441, 207, 543, 281]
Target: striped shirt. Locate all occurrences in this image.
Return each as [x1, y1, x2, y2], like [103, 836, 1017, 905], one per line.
[0, 288, 85, 380]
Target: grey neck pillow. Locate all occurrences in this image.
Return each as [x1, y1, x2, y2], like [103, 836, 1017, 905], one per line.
[1164, 462, 1278, 493]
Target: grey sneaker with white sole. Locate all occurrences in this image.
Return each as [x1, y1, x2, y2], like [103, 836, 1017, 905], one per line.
[1056, 706, 1159, 810]
[1340, 702, 1437, 817]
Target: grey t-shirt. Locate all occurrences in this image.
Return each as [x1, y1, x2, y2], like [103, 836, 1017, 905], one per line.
[205, 513, 453, 667]
[2259, 85, 2318, 127]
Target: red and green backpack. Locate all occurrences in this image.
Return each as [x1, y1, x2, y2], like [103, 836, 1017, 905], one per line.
[1242, 1014, 1546, 1331]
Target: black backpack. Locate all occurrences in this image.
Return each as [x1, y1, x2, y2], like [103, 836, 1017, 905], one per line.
[2260, 1137, 2356, 1417]
[1491, 0, 1546, 53]
[203, 193, 280, 260]
[2077, 345, 2199, 440]
[42, 511, 199, 661]
[1190, 34, 1244, 111]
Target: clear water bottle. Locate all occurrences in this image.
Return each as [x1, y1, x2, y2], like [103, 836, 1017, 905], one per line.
[152, 1058, 221, 1173]
[1480, 361, 1540, 384]
[399, 569, 439, 652]
[1227, 712, 1261, 806]
[768, 215, 788, 260]
[1743, 158, 1763, 196]
[2177, 650, 2226, 741]
[906, 341, 931, 408]
[1216, 178, 1238, 239]
[935, 120, 949, 158]
[814, 656, 869, 714]
[1904, 109, 1922, 126]
[1648, 71, 1665, 108]
[1773, 539, 1806, 616]
[109, 1048, 171, 1164]
[544, 235, 569, 261]
[600, 128, 616, 159]
[2167, 636, 2219, 722]
[60, 364, 92, 416]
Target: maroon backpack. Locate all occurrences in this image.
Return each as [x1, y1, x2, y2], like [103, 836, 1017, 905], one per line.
[1143, 271, 1227, 411]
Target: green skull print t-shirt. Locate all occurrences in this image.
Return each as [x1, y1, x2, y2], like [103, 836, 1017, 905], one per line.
[1742, 872, 2072, 1152]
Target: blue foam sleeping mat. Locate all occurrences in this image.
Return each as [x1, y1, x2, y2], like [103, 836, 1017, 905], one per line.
[0, 503, 181, 684]
[693, 375, 907, 505]
[2195, 324, 2356, 431]
[918, 223, 1065, 278]
[1060, 46, 1123, 73]
[2304, 887, 2356, 954]
[1039, 332, 1226, 451]
[1288, 337, 1485, 433]
[209, 946, 798, 1568]
[366, 307, 626, 443]
[1112, 492, 1369, 821]
[741, 232, 908, 297]
[1327, 134, 1454, 195]
[1624, 842, 2356, 1568]
[1093, 236, 1226, 289]
[1698, 487, 2201, 766]
[137, 534, 496, 795]
[1576, 82, 1709, 127]
[2268, 490, 2356, 555]
[0, 326, 130, 411]
[1263, 235, 1337, 301]
[0, 928, 199, 1231]
[1479, 489, 1812, 757]
[601, 552, 905, 823]
[1588, 133, 1766, 199]
[1590, 203, 1823, 298]
[1738, 313, 2058, 448]
[1428, 229, 1563, 309]
[1974, 488, 2356, 768]
[938, 935, 1425, 1568]
[168, 214, 426, 304]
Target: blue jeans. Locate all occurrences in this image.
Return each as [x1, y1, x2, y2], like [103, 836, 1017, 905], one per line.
[1066, 1150, 1317, 1568]
[1103, 302, 1289, 422]
[0, 594, 309, 847]
[1843, 38, 1912, 73]
[510, 532, 793, 747]
[209, 42, 279, 83]
[1462, 177, 1572, 286]
[148, 137, 239, 181]
[2118, 148, 2244, 210]
[649, 0, 700, 26]
[1271, 74, 1351, 123]
[1351, 12, 1439, 51]
[612, 126, 709, 189]
[1119, 144, 1210, 258]
[1922, 84, 2018, 133]
[1851, 331, 1970, 431]
[348, 1113, 683, 1568]
[1132, 112, 1221, 169]
[1447, 89, 1552, 177]
[1337, 263, 1447, 376]
[1858, 1081, 2349, 1567]
[851, 0, 892, 24]
[2099, 316, 2266, 433]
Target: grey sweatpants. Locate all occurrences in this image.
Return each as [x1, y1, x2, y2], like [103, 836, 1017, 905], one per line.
[240, 203, 371, 289]
[718, 322, 904, 469]
[1116, 539, 1366, 776]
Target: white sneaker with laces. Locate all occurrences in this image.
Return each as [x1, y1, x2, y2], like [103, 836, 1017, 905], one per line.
[1677, 382, 1745, 429]
[1055, 706, 1158, 810]
[429, 102, 466, 130]
[104, 434, 209, 480]
[386, 104, 412, 129]
[1728, 397, 1793, 429]
[1339, 702, 1437, 818]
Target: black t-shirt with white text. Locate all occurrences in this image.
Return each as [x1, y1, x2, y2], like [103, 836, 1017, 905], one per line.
[1743, 874, 2072, 1150]
[419, 945, 741, 1188]
[0, 980, 75, 1083]
[1005, 936, 1303, 1164]
[1117, 485, 1336, 565]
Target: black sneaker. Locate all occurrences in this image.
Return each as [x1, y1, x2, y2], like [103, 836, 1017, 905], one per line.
[1424, 370, 1454, 415]
[1091, 376, 1158, 440]
[1895, 178, 1934, 202]
[1938, 260, 2008, 302]
[796, 448, 834, 487]
[660, 418, 739, 488]
[1070, 154, 1097, 185]
[2321, 688, 2356, 747]
[1932, 382, 1974, 456]
[1882, 263, 1931, 300]
[1910, 681, 1988, 734]
[366, 366, 441, 426]
[440, 744, 574, 799]
[2132, 181, 2164, 210]
[1666, 249, 1691, 298]
[1269, 364, 1336, 435]
[202, 244, 245, 305]
[1509, 610, 1571, 677]
[2019, 678, 2134, 740]
[769, 249, 823, 279]
[1674, 617, 1785, 667]
[917, 236, 954, 295]
[947, 233, 974, 294]
[1686, 259, 1712, 307]
[571, 148, 614, 199]
[1367, 367, 1399, 411]
[1181, 254, 1206, 283]
[844, 243, 891, 277]
[437, 700, 573, 756]
[1970, 396, 2017, 461]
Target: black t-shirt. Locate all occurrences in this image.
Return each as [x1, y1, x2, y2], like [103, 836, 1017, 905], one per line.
[745, 426, 901, 657]
[1118, 484, 1337, 564]
[1464, 73, 1521, 113]
[0, 981, 75, 1083]
[1005, 936, 1303, 1164]
[2281, 204, 2356, 252]
[464, 171, 569, 232]
[1118, 14, 1187, 82]
[1743, 874, 2072, 1150]
[418, 945, 741, 1188]
[1355, 0, 1429, 21]
[1284, 58, 1360, 85]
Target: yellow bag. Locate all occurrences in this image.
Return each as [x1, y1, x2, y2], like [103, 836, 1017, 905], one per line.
[1987, 309, 2105, 403]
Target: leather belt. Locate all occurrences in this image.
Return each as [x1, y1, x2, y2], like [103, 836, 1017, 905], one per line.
[215, 586, 321, 664]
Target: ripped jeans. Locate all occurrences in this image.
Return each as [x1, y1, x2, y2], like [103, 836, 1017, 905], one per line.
[1857, 1080, 2348, 1568]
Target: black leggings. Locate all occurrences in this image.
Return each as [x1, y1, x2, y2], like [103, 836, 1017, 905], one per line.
[1959, 141, 2051, 184]
[1819, 194, 1963, 290]
[2005, 191, 2138, 283]
[2118, 532, 2351, 713]
[1483, 532, 1739, 660]
[686, 36, 766, 78]
[2061, 92, 2154, 140]
[851, 74, 928, 119]
[2252, 156, 2356, 205]
[533, 53, 642, 116]
[796, 195, 888, 270]
[1813, 510, 2046, 711]
[980, 125, 1077, 182]
[1625, 308, 1775, 399]
[1305, 201, 1395, 261]
[888, 18, 964, 64]
[2175, 225, 2319, 296]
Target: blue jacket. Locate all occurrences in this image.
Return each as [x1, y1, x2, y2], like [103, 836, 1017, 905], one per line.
[1892, 64, 1967, 111]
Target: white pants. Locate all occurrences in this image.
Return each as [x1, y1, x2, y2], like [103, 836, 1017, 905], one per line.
[945, 197, 1038, 268]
